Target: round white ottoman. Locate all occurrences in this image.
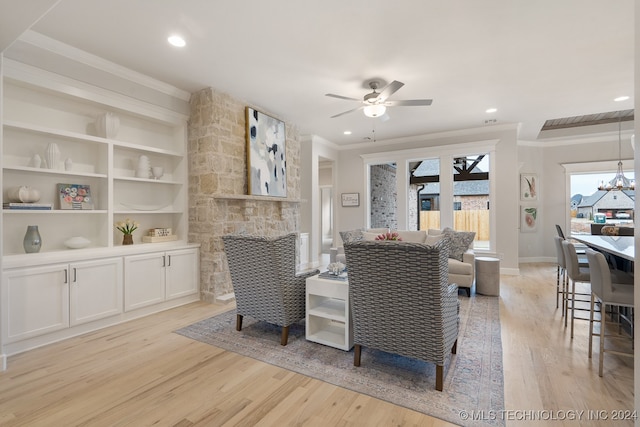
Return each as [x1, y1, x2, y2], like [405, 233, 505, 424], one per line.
[475, 257, 500, 296]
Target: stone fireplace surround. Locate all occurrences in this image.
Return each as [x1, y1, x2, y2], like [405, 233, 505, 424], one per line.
[188, 88, 304, 302]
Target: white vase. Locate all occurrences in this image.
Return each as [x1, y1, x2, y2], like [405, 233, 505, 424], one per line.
[65, 158, 73, 171]
[45, 142, 61, 170]
[95, 112, 120, 139]
[136, 155, 150, 178]
[32, 154, 42, 168]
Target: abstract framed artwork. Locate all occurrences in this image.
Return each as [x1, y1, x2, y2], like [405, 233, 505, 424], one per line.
[521, 206, 538, 232]
[520, 173, 537, 201]
[245, 107, 287, 197]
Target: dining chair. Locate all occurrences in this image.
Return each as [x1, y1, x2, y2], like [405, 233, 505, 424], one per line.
[585, 249, 634, 376]
[553, 236, 568, 312]
[561, 240, 592, 337]
[555, 224, 587, 253]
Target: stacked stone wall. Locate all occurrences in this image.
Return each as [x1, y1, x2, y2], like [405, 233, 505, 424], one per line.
[188, 88, 301, 301]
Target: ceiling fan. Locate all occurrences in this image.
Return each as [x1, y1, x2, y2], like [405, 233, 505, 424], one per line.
[326, 80, 433, 119]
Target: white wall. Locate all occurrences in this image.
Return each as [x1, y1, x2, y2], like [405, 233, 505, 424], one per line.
[300, 136, 338, 267]
[518, 130, 635, 263]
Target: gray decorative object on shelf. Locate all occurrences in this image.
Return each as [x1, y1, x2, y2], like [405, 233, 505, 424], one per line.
[23, 225, 42, 253]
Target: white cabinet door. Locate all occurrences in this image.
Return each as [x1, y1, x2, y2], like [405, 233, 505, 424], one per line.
[165, 248, 199, 300]
[124, 253, 165, 312]
[2, 264, 69, 343]
[69, 258, 123, 326]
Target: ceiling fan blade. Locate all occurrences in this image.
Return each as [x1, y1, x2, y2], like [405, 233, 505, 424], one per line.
[385, 99, 433, 107]
[326, 93, 361, 101]
[377, 80, 404, 102]
[330, 106, 363, 118]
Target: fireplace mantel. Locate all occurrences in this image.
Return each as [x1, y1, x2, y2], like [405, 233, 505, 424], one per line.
[212, 194, 304, 203]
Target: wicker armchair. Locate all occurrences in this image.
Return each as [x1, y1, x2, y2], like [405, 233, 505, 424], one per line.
[343, 239, 459, 391]
[222, 233, 319, 345]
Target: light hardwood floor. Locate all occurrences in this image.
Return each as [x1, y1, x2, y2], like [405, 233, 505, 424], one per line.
[0, 263, 634, 426]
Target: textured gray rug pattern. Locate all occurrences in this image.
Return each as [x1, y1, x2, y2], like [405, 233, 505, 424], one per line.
[176, 295, 504, 426]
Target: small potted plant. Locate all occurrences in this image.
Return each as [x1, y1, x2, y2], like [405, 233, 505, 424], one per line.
[115, 218, 139, 245]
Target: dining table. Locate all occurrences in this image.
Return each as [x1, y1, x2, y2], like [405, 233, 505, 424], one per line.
[570, 234, 635, 273]
[570, 234, 634, 261]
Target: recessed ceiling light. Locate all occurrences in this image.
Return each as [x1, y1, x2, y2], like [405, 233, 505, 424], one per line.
[343, 131, 352, 135]
[485, 108, 497, 113]
[614, 96, 629, 102]
[168, 35, 186, 47]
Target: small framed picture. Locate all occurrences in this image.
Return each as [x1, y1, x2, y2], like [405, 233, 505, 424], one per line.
[520, 174, 537, 201]
[58, 183, 94, 210]
[341, 193, 360, 207]
[521, 206, 538, 232]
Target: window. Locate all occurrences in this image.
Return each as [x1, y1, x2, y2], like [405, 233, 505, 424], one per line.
[452, 154, 490, 250]
[362, 140, 497, 251]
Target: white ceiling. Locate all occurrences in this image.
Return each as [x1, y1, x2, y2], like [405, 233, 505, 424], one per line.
[1, 0, 635, 146]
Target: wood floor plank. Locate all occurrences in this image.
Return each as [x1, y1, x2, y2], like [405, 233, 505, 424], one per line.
[0, 262, 634, 426]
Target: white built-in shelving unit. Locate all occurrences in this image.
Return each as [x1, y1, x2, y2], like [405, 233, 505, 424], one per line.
[0, 56, 199, 362]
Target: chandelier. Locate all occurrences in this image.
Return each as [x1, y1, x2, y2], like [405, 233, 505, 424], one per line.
[598, 115, 635, 191]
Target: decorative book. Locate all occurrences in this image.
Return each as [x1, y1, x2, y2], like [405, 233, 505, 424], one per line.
[57, 184, 94, 210]
[3, 202, 52, 210]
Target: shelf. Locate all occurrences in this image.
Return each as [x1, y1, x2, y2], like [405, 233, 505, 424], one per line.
[306, 326, 346, 347]
[4, 120, 110, 146]
[114, 176, 181, 185]
[2, 66, 188, 264]
[3, 165, 108, 179]
[3, 210, 108, 214]
[112, 140, 183, 157]
[308, 299, 346, 321]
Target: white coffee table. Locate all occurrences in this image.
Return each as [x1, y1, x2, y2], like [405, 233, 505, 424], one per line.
[305, 274, 353, 351]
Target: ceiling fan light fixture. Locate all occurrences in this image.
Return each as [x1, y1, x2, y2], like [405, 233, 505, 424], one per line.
[168, 35, 186, 47]
[364, 104, 386, 118]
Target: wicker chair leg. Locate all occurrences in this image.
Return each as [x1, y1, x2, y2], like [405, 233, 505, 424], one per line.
[451, 339, 458, 354]
[280, 326, 290, 346]
[436, 365, 444, 391]
[354, 344, 362, 366]
[236, 314, 243, 331]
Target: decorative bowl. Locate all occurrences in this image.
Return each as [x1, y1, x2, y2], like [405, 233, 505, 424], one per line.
[327, 262, 346, 275]
[64, 236, 91, 249]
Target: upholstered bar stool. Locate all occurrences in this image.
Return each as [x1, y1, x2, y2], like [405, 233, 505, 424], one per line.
[553, 236, 568, 312]
[585, 249, 634, 377]
[562, 240, 592, 338]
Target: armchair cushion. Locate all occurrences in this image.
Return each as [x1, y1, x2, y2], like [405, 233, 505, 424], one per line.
[442, 227, 476, 261]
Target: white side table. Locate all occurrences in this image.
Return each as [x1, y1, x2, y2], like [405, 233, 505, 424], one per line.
[475, 257, 500, 296]
[305, 274, 353, 350]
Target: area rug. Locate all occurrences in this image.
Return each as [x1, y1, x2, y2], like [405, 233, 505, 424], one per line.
[176, 295, 504, 427]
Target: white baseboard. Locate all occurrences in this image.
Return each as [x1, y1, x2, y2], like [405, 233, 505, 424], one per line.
[216, 292, 235, 304]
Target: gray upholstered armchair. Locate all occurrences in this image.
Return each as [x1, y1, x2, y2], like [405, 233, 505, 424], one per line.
[343, 239, 459, 391]
[222, 233, 319, 345]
